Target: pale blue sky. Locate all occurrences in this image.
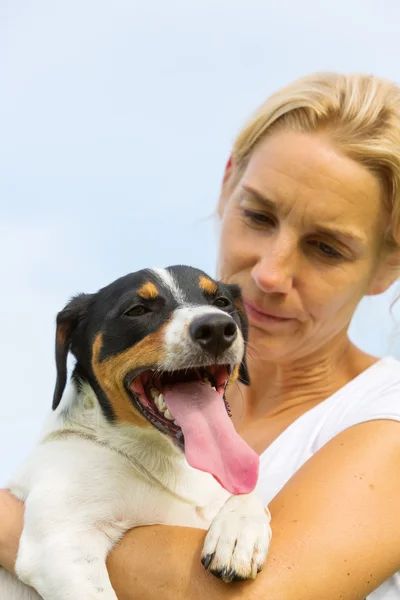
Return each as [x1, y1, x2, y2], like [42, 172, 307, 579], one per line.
[1, 0, 400, 483]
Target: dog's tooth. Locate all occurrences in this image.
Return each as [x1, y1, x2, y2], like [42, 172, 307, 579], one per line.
[155, 394, 164, 412]
[155, 393, 167, 414]
[150, 388, 159, 400]
[164, 409, 174, 421]
[212, 386, 216, 391]
[159, 393, 166, 409]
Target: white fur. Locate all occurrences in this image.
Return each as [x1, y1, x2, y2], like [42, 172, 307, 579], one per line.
[152, 267, 186, 303]
[0, 305, 270, 599]
[163, 305, 244, 370]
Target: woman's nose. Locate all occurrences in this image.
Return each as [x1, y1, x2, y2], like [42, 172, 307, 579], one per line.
[251, 242, 296, 294]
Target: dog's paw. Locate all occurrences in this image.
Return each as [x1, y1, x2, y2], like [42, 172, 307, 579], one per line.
[201, 493, 271, 583]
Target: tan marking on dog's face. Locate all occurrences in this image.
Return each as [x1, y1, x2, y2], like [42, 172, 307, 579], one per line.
[91, 325, 169, 426]
[137, 281, 159, 300]
[233, 297, 245, 316]
[199, 275, 218, 296]
[226, 364, 240, 387]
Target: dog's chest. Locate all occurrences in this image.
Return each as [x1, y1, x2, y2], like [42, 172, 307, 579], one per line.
[107, 487, 223, 533]
[103, 462, 229, 532]
[10, 436, 228, 533]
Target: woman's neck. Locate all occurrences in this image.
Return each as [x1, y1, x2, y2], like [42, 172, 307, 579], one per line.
[229, 335, 378, 422]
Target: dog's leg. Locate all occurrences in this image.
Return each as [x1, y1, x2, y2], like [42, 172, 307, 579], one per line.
[201, 492, 272, 583]
[14, 492, 121, 600]
[0, 566, 42, 600]
[16, 529, 120, 600]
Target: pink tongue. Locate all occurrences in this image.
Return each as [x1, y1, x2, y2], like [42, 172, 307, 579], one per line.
[164, 381, 259, 495]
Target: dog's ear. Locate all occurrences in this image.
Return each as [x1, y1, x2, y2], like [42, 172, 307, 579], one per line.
[226, 283, 251, 386]
[53, 293, 94, 410]
[238, 352, 250, 386]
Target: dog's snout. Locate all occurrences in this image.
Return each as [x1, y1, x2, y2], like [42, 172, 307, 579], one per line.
[189, 313, 237, 355]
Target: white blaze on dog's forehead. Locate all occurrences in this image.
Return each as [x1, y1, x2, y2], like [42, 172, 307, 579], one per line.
[151, 267, 186, 303]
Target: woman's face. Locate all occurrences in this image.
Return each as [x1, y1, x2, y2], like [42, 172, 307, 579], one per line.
[217, 129, 390, 363]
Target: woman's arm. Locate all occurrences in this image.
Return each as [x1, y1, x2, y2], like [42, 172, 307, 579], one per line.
[0, 489, 24, 573]
[107, 419, 400, 600]
[3, 419, 400, 599]
[107, 525, 252, 600]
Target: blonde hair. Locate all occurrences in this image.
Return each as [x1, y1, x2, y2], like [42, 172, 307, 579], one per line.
[232, 72, 400, 250]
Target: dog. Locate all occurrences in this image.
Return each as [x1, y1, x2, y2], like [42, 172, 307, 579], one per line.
[0, 265, 271, 600]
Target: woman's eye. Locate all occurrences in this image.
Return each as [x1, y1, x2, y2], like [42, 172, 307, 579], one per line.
[125, 305, 151, 317]
[213, 296, 231, 308]
[312, 241, 343, 260]
[242, 209, 275, 226]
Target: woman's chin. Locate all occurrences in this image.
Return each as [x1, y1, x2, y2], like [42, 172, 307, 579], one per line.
[248, 326, 305, 363]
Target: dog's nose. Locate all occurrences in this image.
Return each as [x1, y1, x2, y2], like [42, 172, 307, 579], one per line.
[189, 313, 237, 355]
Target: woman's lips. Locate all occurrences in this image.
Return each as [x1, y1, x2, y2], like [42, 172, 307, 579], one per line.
[244, 299, 298, 326]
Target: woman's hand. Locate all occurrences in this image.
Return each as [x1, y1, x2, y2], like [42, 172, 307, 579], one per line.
[0, 489, 24, 574]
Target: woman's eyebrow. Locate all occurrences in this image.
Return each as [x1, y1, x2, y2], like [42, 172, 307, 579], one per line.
[242, 184, 366, 246]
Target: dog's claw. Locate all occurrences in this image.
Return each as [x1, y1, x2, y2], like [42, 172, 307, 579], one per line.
[201, 495, 271, 583]
[221, 566, 237, 582]
[201, 553, 214, 569]
[208, 566, 242, 583]
[227, 568, 237, 582]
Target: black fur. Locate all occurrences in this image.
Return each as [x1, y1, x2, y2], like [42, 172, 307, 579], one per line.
[52, 265, 250, 416]
[223, 282, 251, 386]
[53, 293, 94, 410]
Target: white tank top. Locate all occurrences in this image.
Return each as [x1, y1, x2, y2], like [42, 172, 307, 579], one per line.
[257, 356, 400, 599]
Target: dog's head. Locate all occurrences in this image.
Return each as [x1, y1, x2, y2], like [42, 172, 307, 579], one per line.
[53, 265, 258, 494]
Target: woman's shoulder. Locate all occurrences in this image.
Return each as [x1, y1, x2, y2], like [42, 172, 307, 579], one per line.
[361, 355, 400, 380]
[316, 355, 400, 447]
[257, 355, 400, 505]
[333, 355, 400, 409]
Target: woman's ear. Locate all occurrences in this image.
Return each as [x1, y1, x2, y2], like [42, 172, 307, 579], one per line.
[218, 155, 236, 218]
[367, 250, 400, 296]
[222, 156, 233, 184]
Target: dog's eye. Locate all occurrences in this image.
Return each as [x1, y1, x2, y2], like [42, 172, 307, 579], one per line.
[125, 305, 151, 317]
[213, 296, 231, 309]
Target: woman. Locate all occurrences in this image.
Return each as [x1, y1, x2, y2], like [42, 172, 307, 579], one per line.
[1, 71, 400, 599]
